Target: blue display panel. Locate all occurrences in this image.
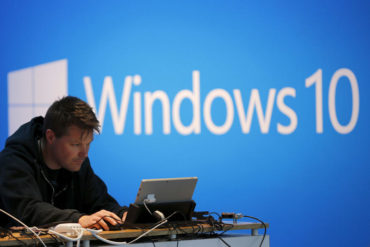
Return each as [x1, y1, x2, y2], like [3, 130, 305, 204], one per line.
[0, 1, 369, 246]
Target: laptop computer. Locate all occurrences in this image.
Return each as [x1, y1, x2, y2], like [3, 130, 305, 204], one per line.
[123, 177, 198, 226]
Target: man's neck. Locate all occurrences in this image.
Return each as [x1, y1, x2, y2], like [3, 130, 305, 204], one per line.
[40, 138, 61, 170]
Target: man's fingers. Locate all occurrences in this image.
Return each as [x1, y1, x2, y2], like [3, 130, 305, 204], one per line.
[92, 222, 101, 230]
[122, 211, 127, 222]
[97, 219, 110, 231]
[95, 210, 123, 230]
[105, 211, 121, 222]
[97, 210, 121, 223]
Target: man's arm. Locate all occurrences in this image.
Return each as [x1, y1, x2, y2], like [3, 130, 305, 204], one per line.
[0, 156, 83, 226]
[76, 159, 128, 228]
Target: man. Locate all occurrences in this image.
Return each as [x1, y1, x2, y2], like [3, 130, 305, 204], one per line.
[0, 96, 127, 230]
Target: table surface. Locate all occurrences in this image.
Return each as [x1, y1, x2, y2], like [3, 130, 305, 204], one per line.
[0, 221, 268, 246]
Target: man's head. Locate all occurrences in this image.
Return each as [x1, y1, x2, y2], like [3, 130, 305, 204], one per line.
[42, 96, 100, 171]
[43, 96, 100, 138]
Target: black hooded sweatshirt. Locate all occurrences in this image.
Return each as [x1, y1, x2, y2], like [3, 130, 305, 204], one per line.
[0, 117, 127, 227]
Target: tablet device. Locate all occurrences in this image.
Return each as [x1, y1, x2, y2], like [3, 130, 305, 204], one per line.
[134, 177, 198, 204]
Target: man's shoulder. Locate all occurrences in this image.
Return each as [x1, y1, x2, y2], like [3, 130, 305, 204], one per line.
[0, 117, 44, 173]
[2, 117, 43, 158]
[0, 149, 38, 180]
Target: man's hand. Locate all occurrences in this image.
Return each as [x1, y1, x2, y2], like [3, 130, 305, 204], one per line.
[78, 209, 122, 231]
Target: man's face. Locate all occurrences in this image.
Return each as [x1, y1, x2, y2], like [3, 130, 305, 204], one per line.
[48, 125, 93, 172]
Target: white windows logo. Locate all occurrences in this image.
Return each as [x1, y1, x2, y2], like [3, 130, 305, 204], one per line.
[7, 59, 68, 135]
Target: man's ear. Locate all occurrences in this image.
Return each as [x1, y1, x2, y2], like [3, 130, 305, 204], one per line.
[45, 129, 56, 144]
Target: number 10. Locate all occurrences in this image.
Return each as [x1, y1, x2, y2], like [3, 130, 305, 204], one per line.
[305, 68, 360, 134]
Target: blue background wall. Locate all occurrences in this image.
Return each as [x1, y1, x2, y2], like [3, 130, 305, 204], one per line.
[1, 1, 369, 246]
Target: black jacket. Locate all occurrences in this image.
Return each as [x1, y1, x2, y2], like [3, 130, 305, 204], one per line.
[0, 117, 127, 227]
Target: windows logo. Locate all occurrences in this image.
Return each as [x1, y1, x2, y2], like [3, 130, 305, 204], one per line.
[7, 59, 68, 135]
